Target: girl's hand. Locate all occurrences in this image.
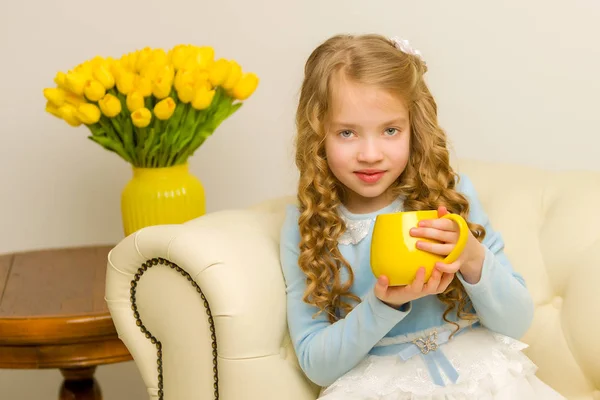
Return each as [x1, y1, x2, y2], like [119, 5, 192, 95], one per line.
[409, 206, 486, 284]
[374, 267, 455, 308]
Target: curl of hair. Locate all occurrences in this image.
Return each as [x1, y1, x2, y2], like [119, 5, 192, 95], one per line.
[295, 34, 485, 329]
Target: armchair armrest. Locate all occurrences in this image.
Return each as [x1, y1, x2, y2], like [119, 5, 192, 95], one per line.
[105, 206, 319, 400]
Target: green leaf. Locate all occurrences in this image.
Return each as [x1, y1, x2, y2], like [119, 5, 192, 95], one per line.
[87, 124, 105, 137]
[133, 127, 147, 166]
[122, 119, 138, 165]
[163, 105, 189, 166]
[173, 129, 210, 164]
[153, 120, 172, 167]
[169, 91, 243, 164]
[123, 123, 137, 165]
[97, 116, 127, 156]
[141, 127, 157, 167]
[145, 95, 156, 111]
[150, 131, 169, 167]
[168, 106, 198, 163]
[88, 135, 132, 163]
[115, 91, 128, 115]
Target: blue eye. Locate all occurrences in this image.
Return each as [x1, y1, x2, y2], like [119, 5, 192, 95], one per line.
[339, 130, 354, 138]
[384, 128, 398, 136]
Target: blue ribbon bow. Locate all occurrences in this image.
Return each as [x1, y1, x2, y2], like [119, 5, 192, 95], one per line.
[370, 329, 459, 387]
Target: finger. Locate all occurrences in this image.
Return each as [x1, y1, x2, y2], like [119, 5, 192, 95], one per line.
[407, 267, 425, 293]
[437, 206, 449, 217]
[424, 268, 442, 293]
[416, 241, 455, 256]
[411, 227, 458, 243]
[417, 218, 457, 232]
[435, 261, 461, 274]
[436, 272, 456, 293]
[374, 275, 390, 300]
[386, 284, 409, 298]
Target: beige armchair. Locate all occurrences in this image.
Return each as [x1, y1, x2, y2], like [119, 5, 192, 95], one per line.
[105, 159, 600, 400]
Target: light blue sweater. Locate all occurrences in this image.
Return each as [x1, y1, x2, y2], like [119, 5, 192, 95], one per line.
[279, 174, 534, 387]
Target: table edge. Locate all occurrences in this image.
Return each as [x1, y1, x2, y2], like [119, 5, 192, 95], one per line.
[0, 337, 133, 369]
[0, 311, 120, 345]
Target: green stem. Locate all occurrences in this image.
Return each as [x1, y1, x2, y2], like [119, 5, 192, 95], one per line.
[141, 127, 156, 167]
[98, 117, 121, 144]
[163, 103, 188, 166]
[88, 136, 132, 163]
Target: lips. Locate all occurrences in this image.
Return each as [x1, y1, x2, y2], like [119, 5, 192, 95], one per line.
[354, 170, 386, 183]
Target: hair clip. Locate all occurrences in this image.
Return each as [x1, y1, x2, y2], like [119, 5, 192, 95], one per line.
[390, 36, 424, 62]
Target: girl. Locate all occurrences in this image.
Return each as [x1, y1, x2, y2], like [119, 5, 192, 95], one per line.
[279, 34, 565, 399]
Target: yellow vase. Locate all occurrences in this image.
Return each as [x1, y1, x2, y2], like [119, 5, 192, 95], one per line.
[120, 163, 206, 236]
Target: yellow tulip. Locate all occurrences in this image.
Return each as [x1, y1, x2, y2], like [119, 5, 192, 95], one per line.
[92, 63, 115, 89]
[84, 80, 106, 102]
[54, 72, 69, 90]
[131, 107, 152, 128]
[232, 72, 259, 100]
[193, 69, 209, 83]
[170, 45, 190, 70]
[174, 69, 194, 93]
[148, 49, 168, 68]
[119, 53, 132, 70]
[89, 56, 105, 66]
[74, 62, 93, 80]
[177, 83, 194, 103]
[152, 67, 174, 99]
[153, 79, 172, 99]
[182, 46, 214, 71]
[43, 87, 66, 107]
[162, 64, 175, 81]
[98, 94, 122, 117]
[134, 74, 153, 97]
[191, 86, 215, 110]
[132, 49, 144, 64]
[65, 71, 87, 96]
[104, 56, 117, 72]
[77, 103, 101, 125]
[58, 104, 82, 127]
[152, 79, 171, 99]
[116, 70, 135, 95]
[120, 52, 138, 71]
[110, 61, 124, 81]
[135, 47, 153, 72]
[221, 60, 242, 90]
[154, 97, 176, 120]
[81, 61, 94, 74]
[197, 46, 215, 69]
[126, 91, 145, 112]
[140, 63, 160, 81]
[45, 101, 62, 118]
[208, 58, 231, 86]
[194, 80, 212, 91]
[181, 56, 197, 72]
[64, 92, 86, 107]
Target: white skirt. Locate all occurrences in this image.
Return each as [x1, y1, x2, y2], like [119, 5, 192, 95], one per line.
[318, 326, 565, 400]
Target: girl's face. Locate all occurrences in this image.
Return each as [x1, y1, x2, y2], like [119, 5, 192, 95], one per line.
[325, 74, 410, 214]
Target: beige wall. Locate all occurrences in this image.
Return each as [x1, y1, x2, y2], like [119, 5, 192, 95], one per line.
[1, 0, 598, 398]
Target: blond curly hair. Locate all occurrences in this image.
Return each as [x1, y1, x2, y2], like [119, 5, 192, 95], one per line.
[294, 34, 486, 330]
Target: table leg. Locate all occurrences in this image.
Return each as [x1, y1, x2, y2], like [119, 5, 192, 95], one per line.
[59, 366, 102, 400]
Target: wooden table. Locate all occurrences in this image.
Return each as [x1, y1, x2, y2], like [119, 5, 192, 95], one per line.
[0, 245, 132, 399]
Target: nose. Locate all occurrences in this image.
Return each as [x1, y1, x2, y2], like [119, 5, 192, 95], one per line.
[357, 137, 384, 163]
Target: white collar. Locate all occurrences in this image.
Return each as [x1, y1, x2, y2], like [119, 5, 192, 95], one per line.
[337, 200, 403, 245]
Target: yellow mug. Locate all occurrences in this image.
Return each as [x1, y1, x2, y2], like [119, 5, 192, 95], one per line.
[370, 210, 470, 286]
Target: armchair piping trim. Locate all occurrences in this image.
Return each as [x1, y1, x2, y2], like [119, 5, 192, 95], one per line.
[130, 257, 219, 400]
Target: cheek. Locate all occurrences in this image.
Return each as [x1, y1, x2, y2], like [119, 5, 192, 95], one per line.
[325, 140, 348, 172]
[387, 138, 410, 163]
